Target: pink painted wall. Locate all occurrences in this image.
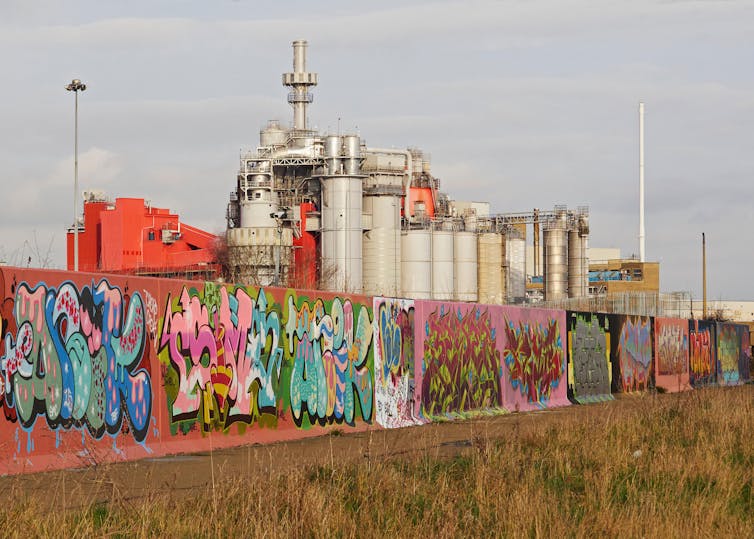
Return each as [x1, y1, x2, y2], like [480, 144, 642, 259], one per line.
[413, 301, 504, 420]
[654, 317, 691, 392]
[499, 306, 570, 412]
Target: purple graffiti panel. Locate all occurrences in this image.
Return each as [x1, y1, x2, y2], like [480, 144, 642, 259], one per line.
[608, 315, 653, 393]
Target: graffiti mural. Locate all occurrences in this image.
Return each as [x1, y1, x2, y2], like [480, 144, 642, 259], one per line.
[654, 318, 690, 392]
[0, 279, 151, 442]
[740, 327, 752, 383]
[689, 320, 716, 387]
[566, 312, 612, 404]
[715, 323, 750, 385]
[159, 283, 283, 433]
[373, 297, 421, 428]
[419, 303, 501, 419]
[285, 293, 374, 427]
[608, 315, 653, 393]
[501, 307, 568, 411]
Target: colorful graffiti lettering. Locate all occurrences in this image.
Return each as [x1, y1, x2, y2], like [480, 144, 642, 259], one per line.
[656, 321, 689, 376]
[568, 313, 611, 402]
[143, 289, 159, 339]
[373, 298, 418, 428]
[159, 284, 283, 433]
[422, 305, 501, 418]
[615, 316, 652, 392]
[285, 294, 373, 427]
[689, 322, 714, 386]
[503, 316, 564, 405]
[717, 324, 740, 385]
[0, 280, 151, 442]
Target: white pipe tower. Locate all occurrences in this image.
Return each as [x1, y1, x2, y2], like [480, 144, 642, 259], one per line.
[639, 101, 645, 262]
[283, 40, 318, 131]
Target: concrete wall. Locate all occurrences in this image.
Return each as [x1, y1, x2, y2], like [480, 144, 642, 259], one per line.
[654, 317, 691, 392]
[566, 311, 613, 403]
[0, 266, 750, 475]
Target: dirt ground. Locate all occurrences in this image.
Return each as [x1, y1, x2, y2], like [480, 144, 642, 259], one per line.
[0, 394, 655, 510]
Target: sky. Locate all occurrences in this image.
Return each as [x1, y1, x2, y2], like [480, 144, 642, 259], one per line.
[0, 0, 752, 300]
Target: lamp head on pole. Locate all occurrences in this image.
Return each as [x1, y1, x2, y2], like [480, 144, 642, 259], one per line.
[65, 79, 87, 92]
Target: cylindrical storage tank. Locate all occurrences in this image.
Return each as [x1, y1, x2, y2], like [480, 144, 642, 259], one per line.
[226, 226, 294, 287]
[464, 214, 477, 232]
[343, 135, 361, 175]
[454, 231, 478, 302]
[362, 195, 401, 296]
[505, 233, 526, 303]
[401, 229, 431, 299]
[568, 229, 587, 298]
[477, 232, 504, 304]
[543, 225, 567, 301]
[321, 175, 363, 293]
[325, 135, 342, 175]
[581, 234, 589, 296]
[239, 187, 278, 228]
[431, 227, 454, 300]
[259, 122, 287, 147]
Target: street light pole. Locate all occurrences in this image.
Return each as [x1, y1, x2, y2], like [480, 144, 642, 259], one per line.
[66, 78, 87, 271]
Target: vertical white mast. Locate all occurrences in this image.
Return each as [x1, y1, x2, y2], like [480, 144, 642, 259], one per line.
[639, 101, 645, 262]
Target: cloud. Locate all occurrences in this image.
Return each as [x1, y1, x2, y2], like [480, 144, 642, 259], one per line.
[1, 1, 753, 298]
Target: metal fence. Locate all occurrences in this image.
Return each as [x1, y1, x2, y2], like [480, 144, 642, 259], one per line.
[536, 291, 694, 318]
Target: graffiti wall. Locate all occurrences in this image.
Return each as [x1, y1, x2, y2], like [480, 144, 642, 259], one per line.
[158, 285, 375, 441]
[414, 301, 503, 420]
[372, 297, 422, 428]
[566, 312, 612, 404]
[0, 268, 157, 474]
[689, 320, 716, 387]
[1, 266, 750, 476]
[0, 267, 376, 474]
[715, 323, 751, 385]
[608, 315, 653, 393]
[653, 318, 690, 392]
[499, 306, 569, 412]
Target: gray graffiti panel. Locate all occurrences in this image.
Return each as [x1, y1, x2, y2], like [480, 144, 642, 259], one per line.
[567, 312, 612, 403]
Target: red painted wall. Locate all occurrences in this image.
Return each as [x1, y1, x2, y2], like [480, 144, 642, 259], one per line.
[0, 266, 375, 475]
[66, 198, 217, 275]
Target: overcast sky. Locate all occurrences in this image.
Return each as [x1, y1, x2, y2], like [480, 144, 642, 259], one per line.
[1, 1, 752, 300]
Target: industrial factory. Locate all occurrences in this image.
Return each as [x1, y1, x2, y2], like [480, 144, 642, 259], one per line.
[223, 40, 591, 303]
[67, 40, 662, 305]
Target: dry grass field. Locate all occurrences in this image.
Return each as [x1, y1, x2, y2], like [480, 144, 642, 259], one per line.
[0, 386, 752, 538]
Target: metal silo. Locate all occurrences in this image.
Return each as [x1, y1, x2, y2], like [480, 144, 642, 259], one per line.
[321, 174, 363, 293]
[401, 228, 431, 299]
[362, 194, 401, 296]
[505, 229, 526, 303]
[567, 212, 590, 298]
[477, 232, 504, 304]
[259, 120, 288, 147]
[325, 135, 342, 175]
[431, 221, 455, 300]
[567, 229, 584, 297]
[543, 210, 568, 301]
[343, 134, 361, 175]
[454, 230, 478, 302]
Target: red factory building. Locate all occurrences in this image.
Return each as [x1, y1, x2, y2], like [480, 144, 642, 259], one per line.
[66, 194, 220, 280]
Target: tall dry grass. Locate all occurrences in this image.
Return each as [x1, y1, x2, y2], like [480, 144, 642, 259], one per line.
[0, 386, 752, 538]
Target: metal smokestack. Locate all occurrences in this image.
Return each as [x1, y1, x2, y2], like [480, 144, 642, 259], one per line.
[283, 40, 318, 131]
